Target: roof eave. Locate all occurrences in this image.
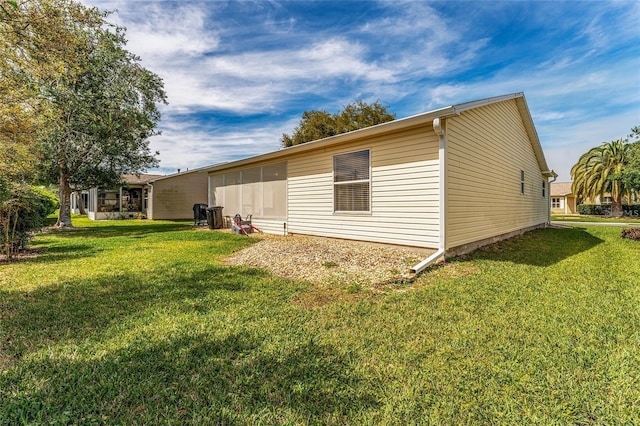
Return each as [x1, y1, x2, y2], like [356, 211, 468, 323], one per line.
[513, 94, 551, 173]
[203, 106, 456, 174]
[202, 92, 552, 177]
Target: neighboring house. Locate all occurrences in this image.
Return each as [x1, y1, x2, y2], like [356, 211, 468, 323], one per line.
[550, 182, 577, 215]
[79, 170, 210, 221]
[146, 169, 209, 220]
[206, 92, 556, 270]
[85, 174, 164, 220]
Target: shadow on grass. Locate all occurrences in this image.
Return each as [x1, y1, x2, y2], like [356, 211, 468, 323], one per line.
[2, 331, 378, 424]
[16, 244, 103, 265]
[48, 222, 194, 239]
[0, 262, 273, 361]
[0, 257, 373, 423]
[469, 227, 604, 267]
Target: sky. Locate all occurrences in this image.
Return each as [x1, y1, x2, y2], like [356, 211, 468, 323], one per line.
[83, 0, 640, 182]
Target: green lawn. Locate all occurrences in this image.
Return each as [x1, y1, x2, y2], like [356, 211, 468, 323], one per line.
[552, 214, 640, 223]
[1, 217, 639, 424]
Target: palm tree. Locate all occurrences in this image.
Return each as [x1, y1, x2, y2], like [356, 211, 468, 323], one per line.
[571, 139, 630, 217]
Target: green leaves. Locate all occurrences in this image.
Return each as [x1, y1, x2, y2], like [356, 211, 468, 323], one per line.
[1, 0, 167, 226]
[571, 132, 639, 217]
[0, 0, 18, 19]
[281, 100, 395, 147]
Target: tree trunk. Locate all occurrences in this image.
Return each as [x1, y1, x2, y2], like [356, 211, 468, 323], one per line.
[1, 213, 10, 260]
[56, 172, 73, 227]
[75, 190, 87, 215]
[611, 196, 623, 217]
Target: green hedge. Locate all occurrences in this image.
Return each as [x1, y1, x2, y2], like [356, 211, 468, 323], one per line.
[577, 204, 640, 216]
[1, 185, 59, 257]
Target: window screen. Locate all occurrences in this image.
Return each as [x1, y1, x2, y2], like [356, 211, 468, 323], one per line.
[242, 167, 262, 216]
[224, 171, 241, 216]
[334, 150, 370, 212]
[213, 164, 286, 219]
[263, 163, 287, 218]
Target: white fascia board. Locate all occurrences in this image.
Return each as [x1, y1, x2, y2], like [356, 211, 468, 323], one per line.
[201, 92, 551, 177]
[203, 106, 456, 174]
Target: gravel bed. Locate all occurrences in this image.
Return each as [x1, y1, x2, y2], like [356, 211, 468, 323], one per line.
[225, 233, 433, 286]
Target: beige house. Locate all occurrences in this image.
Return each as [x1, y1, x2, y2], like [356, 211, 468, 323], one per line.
[550, 182, 577, 215]
[207, 93, 556, 272]
[79, 170, 209, 221]
[146, 169, 209, 220]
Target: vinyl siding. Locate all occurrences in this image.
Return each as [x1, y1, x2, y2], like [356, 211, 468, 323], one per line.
[287, 125, 440, 248]
[445, 99, 549, 249]
[148, 171, 209, 220]
[251, 218, 288, 235]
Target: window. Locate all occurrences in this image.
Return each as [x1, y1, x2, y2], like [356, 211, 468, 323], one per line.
[542, 180, 546, 197]
[552, 197, 561, 209]
[334, 149, 370, 212]
[98, 190, 119, 212]
[520, 170, 525, 194]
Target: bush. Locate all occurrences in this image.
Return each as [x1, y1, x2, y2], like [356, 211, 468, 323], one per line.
[621, 228, 640, 240]
[577, 204, 611, 215]
[577, 204, 640, 216]
[1, 185, 59, 259]
[623, 204, 640, 216]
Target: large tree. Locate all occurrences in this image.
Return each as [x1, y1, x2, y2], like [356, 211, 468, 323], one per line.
[0, 0, 57, 189]
[9, 0, 167, 227]
[1, 0, 63, 231]
[571, 138, 631, 217]
[282, 100, 395, 147]
[619, 127, 640, 193]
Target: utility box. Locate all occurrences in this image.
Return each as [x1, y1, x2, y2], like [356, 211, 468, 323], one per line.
[206, 206, 224, 229]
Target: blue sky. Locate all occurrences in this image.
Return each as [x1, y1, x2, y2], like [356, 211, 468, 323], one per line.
[85, 0, 640, 181]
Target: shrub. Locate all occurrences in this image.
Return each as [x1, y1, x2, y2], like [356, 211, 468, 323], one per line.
[1, 185, 59, 259]
[621, 228, 640, 241]
[577, 204, 611, 215]
[623, 204, 640, 216]
[577, 204, 640, 216]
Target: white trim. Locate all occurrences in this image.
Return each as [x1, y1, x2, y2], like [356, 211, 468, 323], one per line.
[332, 148, 371, 214]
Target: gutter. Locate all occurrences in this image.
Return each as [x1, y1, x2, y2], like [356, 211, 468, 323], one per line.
[544, 170, 558, 224]
[411, 117, 447, 274]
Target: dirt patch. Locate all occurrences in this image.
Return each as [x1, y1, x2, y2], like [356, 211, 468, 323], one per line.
[0, 247, 45, 264]
[621, 228, 640, 241]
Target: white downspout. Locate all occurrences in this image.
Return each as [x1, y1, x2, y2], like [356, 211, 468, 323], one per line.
[544, 171, 558, 224]
[411, 117, 447, 274]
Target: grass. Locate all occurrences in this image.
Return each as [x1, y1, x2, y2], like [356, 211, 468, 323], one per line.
[1, 217, 639, 424]
[552, 214, 640, 223]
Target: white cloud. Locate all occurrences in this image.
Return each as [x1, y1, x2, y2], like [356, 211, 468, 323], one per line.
[79, 0, 640, 183]
[149, 114, 291, 174]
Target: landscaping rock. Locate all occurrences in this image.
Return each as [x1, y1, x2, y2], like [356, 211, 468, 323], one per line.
[225, 233, 432, 287]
